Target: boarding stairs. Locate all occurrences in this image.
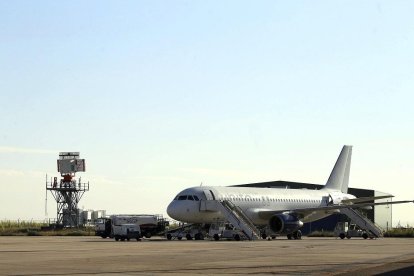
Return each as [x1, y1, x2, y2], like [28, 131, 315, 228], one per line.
[340, 208, 383, 238]
[200, 200, 261, 240]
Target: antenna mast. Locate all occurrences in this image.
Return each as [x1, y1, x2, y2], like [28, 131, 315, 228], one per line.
[46, 152, 89, 227]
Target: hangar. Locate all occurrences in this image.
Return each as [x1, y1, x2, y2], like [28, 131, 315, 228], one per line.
[234, 180, 393, 234]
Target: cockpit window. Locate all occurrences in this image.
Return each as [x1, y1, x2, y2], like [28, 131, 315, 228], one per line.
[174, 194, 200, 201]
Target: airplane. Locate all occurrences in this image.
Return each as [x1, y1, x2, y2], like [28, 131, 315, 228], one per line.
[167, 145, 413, 239]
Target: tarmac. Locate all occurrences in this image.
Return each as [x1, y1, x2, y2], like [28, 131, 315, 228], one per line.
[1, 236, 414, 275]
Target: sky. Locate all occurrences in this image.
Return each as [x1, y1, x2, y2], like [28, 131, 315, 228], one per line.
[1, 1, 413, 226]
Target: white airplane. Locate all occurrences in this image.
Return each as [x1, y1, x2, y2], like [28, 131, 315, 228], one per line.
[167, 145, 412, 239]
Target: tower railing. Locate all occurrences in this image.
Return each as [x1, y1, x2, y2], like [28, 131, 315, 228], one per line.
[46, 179, 89, 191]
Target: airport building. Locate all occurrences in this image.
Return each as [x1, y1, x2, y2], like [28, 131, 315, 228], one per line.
[234, 181, 393, 234]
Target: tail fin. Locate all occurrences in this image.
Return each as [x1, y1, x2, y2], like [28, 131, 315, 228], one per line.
[323, 145, 352, 193]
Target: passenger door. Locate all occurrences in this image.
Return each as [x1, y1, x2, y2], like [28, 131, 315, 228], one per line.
[203, 190, 215, 200]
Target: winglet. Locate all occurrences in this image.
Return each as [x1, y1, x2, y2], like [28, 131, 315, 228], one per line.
[323, 145, 352, 193]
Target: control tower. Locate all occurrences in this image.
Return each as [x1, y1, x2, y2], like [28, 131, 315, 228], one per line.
[46, 152, 89, 227]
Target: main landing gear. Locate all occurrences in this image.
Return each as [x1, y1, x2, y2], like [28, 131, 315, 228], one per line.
[287, 230, 302, 240]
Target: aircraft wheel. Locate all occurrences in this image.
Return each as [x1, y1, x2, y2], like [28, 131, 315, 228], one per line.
[166, 234, 172, 240]
[362, 233, 368, 239]
[234, 234, 241, 241]
[186, 234, 192, 240]
[115, 237, 119, 241]
[287, 234, 292, 240]
[339, 233, 345, 239]
[262, 233, 267, 239]
[177, 236, 182, 240]
[213, 234, 220, 241]
[293, 230, 302, 240]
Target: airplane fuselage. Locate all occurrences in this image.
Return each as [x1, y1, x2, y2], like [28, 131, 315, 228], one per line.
[167, 186, 355, 225]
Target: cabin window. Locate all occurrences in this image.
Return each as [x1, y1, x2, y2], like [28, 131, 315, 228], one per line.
[193, 195, 199, 201]
[188, 195, 194, 200]
[178, 195, 187, 200]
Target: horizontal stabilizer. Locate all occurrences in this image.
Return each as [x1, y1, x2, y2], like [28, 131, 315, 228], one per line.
[341, 195, 394, 204]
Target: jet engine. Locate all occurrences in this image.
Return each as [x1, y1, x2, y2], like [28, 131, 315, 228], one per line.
[268, 214, 303, 234]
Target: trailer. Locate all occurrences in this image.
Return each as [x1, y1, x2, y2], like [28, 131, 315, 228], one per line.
[165, 224, 204, 240]
[165, 222, 251, 241]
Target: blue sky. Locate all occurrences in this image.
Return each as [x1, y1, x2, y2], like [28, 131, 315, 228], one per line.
[1, 1, 413, 226]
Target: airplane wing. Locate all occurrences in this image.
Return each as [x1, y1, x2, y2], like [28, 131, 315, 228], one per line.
[341, 195, 394, 204]
[257, 200, 413, 220]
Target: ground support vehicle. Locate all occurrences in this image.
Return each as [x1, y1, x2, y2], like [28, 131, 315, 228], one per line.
[166, 222, 252, 241]
[95, 218, 112, 238]
[95, 214, 169, 239]
[113, 224, 141, 241]
[165, 224, 207, 240]
[334, 222, 371, 239]
[208, 222, 249, 241]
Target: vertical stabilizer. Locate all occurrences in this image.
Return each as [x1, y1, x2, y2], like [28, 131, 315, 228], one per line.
[323, 145, 352, 193]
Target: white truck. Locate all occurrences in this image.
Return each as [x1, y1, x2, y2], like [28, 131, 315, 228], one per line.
[112, 224, 141, 241]
[208, 222, 247, 241]
[334, 222, 369, 239]
[95, 214, 168, 239]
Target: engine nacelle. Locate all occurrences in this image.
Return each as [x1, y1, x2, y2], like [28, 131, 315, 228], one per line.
[268, 214, 303, 234]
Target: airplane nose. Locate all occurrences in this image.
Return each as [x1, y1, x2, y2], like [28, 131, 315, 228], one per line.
[167, 201, 177, 219]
